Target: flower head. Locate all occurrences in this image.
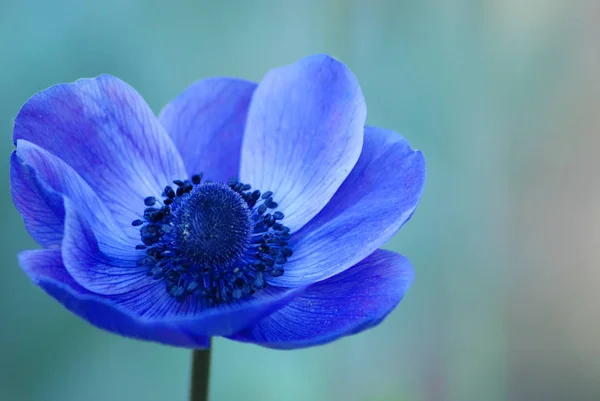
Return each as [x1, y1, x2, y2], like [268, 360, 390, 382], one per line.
[11, 54, 425, 349]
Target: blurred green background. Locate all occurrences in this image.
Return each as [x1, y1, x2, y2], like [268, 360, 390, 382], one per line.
[1, 0, 598, 400]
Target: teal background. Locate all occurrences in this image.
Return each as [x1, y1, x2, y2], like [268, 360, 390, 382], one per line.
[1, 1, 598, 400]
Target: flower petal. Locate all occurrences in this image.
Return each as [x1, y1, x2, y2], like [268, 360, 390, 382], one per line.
[240, 54, 366, 232]
[61, 197, 148, 295]
[11, 140, 136, 248]
[230, 249, 414, 349]
[59, 197, 305, 337]
[19, 249, 210, 348]
[10, 151, 64, 247]
[111, 280, 304, 337]
[159, 78, 256, 181]
[13, 74, 187, 225]
[21, 248, 302, 342]
[270, 126, 426, 286]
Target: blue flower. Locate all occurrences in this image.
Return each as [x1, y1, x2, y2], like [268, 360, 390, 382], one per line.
[11, 54, 425, 349]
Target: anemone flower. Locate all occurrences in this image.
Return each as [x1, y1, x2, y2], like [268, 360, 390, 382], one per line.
[11, 54, 425, 399]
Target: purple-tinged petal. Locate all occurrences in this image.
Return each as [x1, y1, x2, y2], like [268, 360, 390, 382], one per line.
[61, 197, 148, 295]
[159, 78, 256, 181]
[270, 126, 425, 287]
[21, 248, 302, 343]
[231, 249, 413, 349]
[111, 280, 304, 337]
[26, 244, 303, 340]
[13, 74, 187, 226]
[19, 249, 210, 348]
[240, 54, 366, 232]
[59, 197, 305, 336]
[10, 152, 64, 247]
[12, 140, 136, 247]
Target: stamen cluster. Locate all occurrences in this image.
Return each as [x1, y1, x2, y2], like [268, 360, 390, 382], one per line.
[131, 174, 293, 305]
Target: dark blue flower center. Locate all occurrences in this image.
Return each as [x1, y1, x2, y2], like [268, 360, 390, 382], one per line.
[131, 174, 292, 305]
[175, 182, 251, 268]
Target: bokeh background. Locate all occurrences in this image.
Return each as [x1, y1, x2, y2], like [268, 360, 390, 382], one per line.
[0, 1, 598, 400]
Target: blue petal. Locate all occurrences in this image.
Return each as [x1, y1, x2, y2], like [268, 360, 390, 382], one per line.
[21, 248, 304, 343]
[159, 78, 256, 181]
[61, 197, 149, 295]
[111, 280, 304, 337]
[11, 140, 136, 248]
[13, 74, 187, 227]
[269, 126, 426, 287]
[10, 151, 64, 247]
[230, 249, 414, 349]
[19, 249, 210, 348]
[240, 54, 366, 232]
[11, 140, 142, 295]
[59, 198, 305, 336]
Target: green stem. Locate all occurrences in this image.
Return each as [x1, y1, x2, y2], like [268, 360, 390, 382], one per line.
[189, 340, 212, 401]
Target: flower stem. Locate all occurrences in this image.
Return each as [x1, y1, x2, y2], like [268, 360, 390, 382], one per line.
[189, 340, 212, 401]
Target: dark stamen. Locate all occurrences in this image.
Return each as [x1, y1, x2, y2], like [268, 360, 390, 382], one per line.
[131, 173, 292, 306]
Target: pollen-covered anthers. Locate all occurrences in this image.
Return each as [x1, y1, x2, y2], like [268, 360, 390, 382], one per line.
[131, 174, 293, 306]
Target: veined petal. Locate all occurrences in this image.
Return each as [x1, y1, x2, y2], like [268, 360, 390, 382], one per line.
[13, 74, 187, 226]
[240, 54, 366, 232]
[112, 280, 304, 337]
[159, 78, 256, 182]
[59, 197, 305, 336]
[10, 151, 64, 247]
[62, 197, 148, 295]
[270, 126, 425, 287]
[11, 140, 136, 247]
[230, 250, 414, 349]
[33, 238, 303, 339]
[19, 249, 210, 348]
